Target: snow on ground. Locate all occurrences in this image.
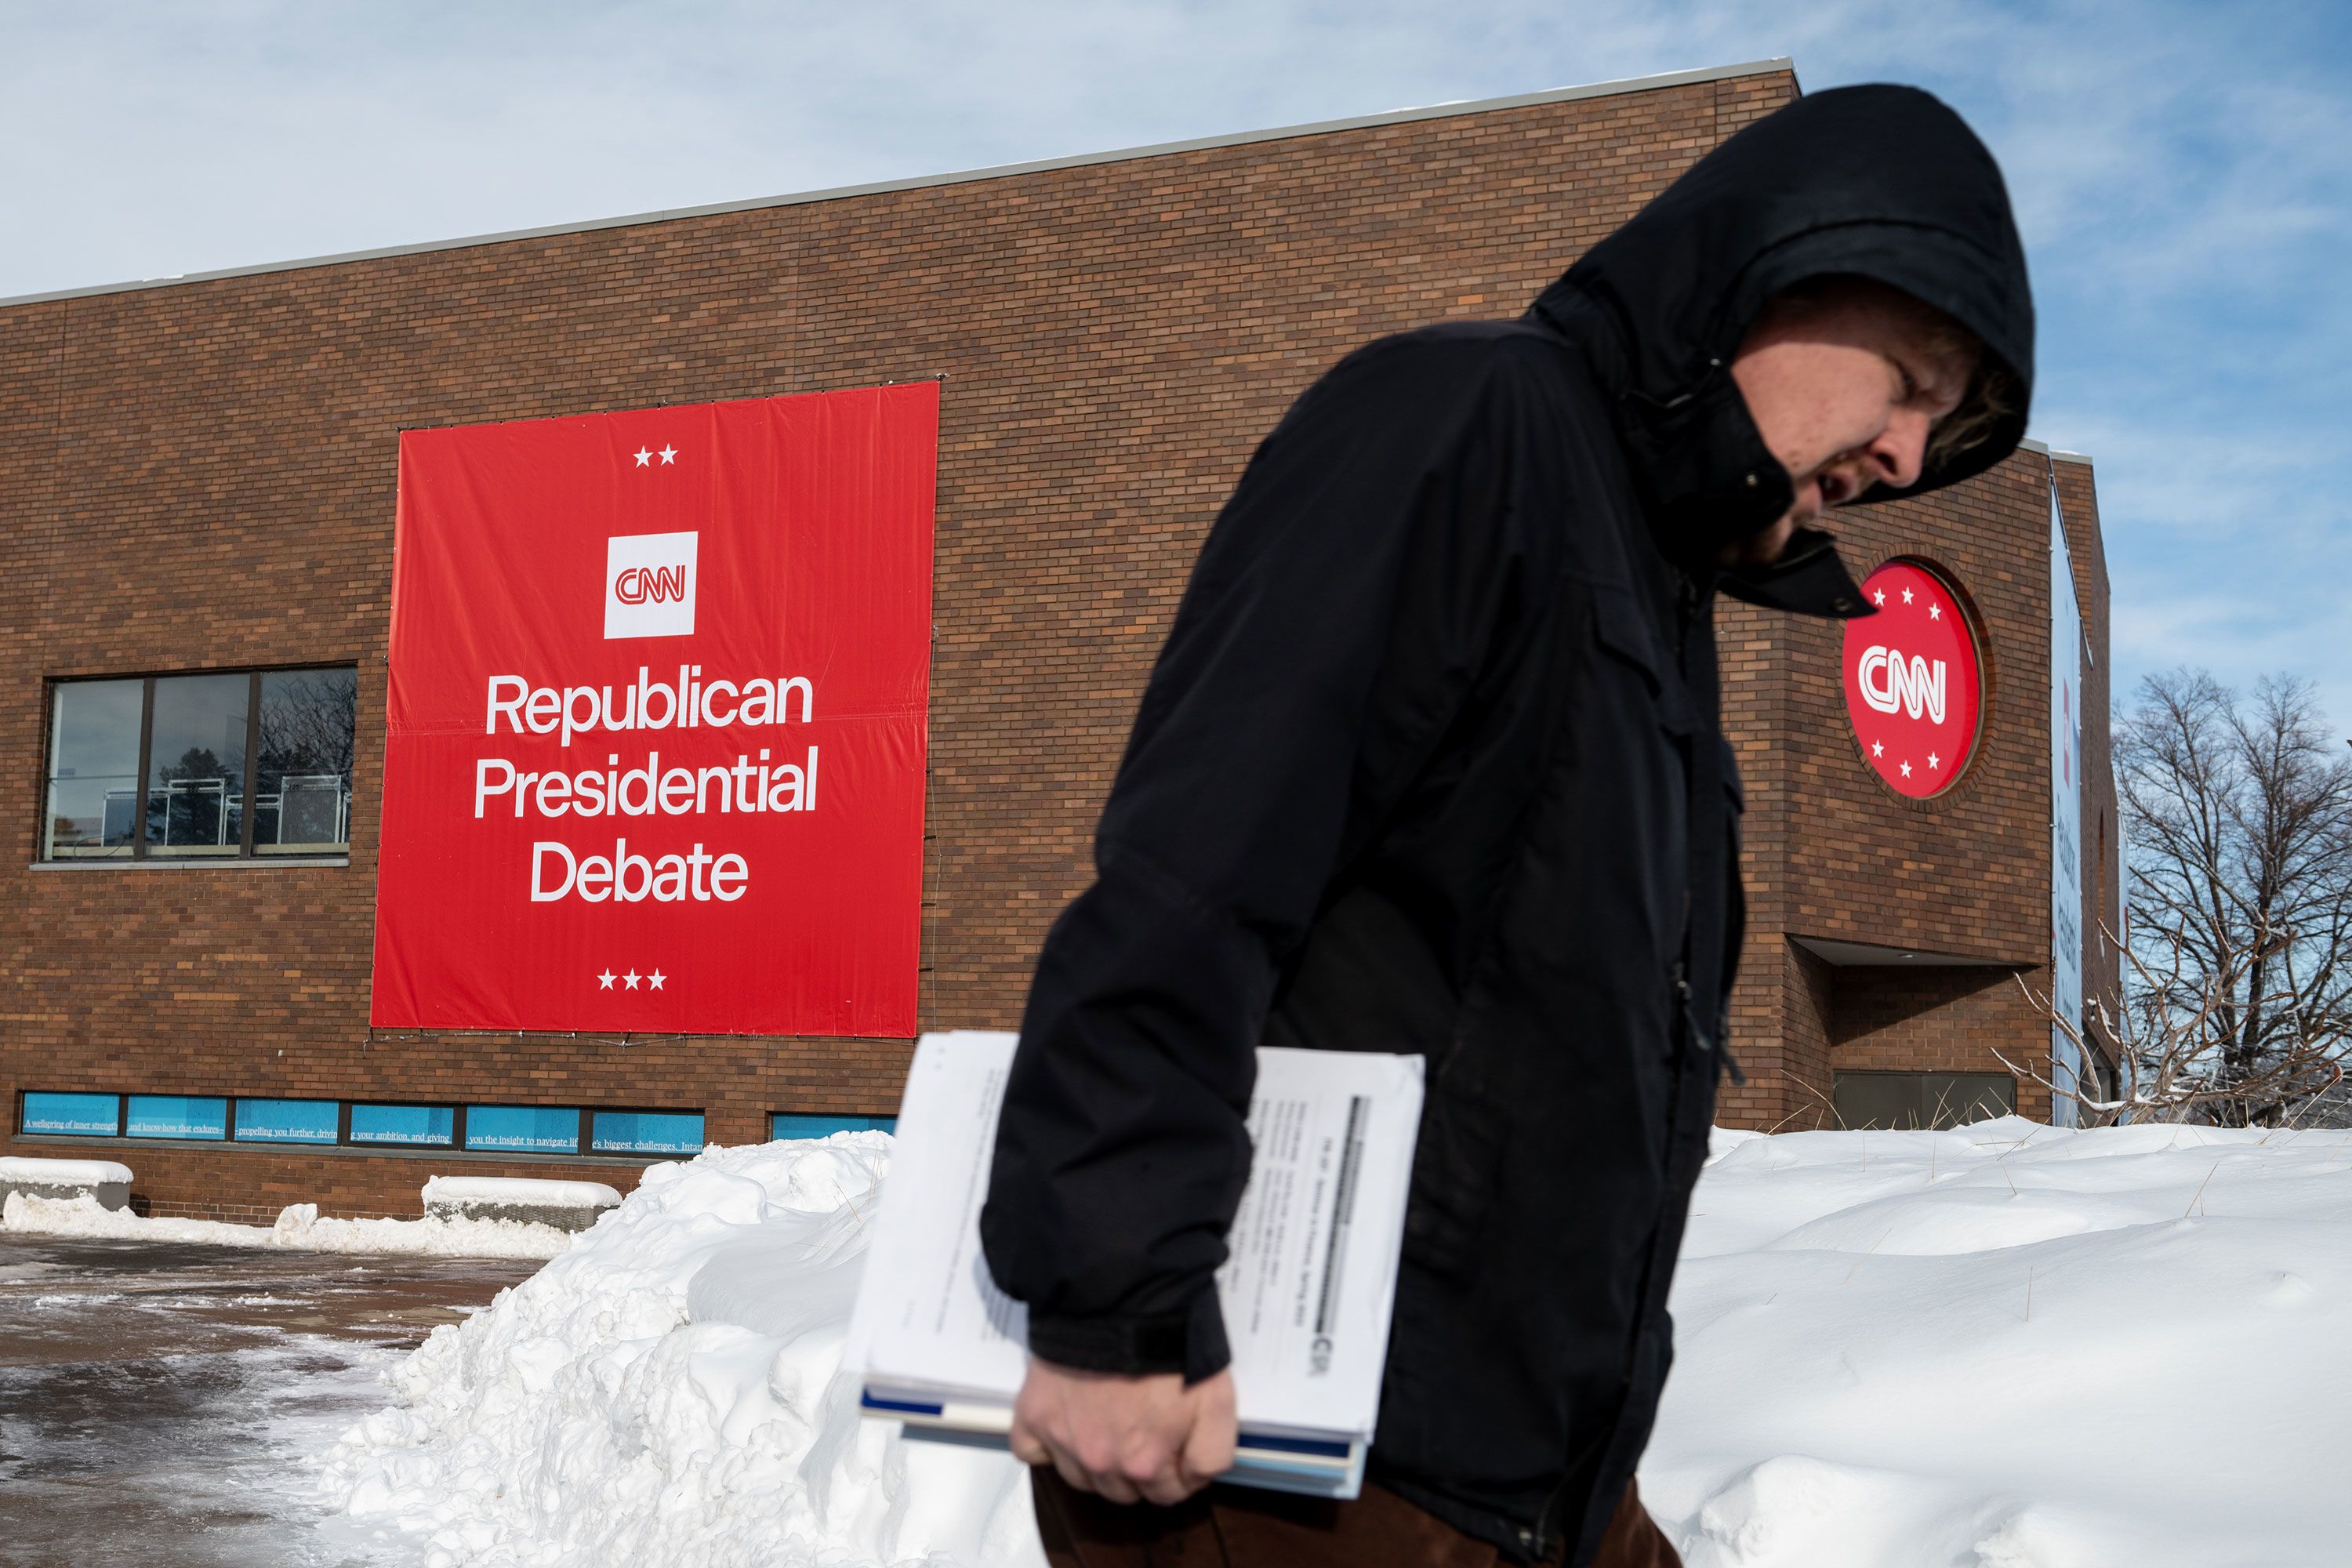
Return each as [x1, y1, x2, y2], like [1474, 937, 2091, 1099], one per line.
[421, 1175, 622, 1207]
[321, 1120, 2352, 1567]
[2, 1192, 574, 1261]
[324, 1134, 1040, 1568]
[1645, 1117, 2352, 1567]
[0, 1154, 136, 1185]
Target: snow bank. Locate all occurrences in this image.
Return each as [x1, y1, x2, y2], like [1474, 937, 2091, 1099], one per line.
[1, 1192, 573, 1260]
[1645, 1116, 2352, 1566]
[423, 1176, 623, 1208]
[325, 1118, 2352, 1566]
[423, 1174, 623, 1232]
[0, 1155, 136, 1185]
[325, 1133, 1041, 1567]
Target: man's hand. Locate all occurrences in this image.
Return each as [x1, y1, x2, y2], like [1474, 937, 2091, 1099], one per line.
[1007, 1357, 1236, 1505]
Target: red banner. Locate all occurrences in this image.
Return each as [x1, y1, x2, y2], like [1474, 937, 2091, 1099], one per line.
[370, 385, 937, 1036]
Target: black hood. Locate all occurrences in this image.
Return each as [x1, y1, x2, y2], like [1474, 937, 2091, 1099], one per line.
[1530, 83, 2035, 593]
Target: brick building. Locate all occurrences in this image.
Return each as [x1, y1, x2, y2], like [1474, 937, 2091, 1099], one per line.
[0, 58, 2117, 1220]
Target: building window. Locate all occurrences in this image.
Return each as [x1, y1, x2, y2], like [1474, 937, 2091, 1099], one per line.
[349, 1103, 456, 1147]
[234, 1098, 342, 1144]
[257, 669, 358, 852]
[591, 1110, 705, 1156]
[466, 1105, 583, 1153]
[41, 667, 356, 862]
[42, 681, 143, 858]
[770, 1113, 896, 1141]
[20, 1091, 124, 1137]
[125, 1094, 229, 1140]
[21, 1091, 701, 1160]
[1831, 1071, 2017, 1131]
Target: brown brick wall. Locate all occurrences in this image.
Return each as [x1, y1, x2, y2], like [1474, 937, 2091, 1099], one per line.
[9, 1138, 653, 1222]
[1718, 441, 2113, 1127]
[0, 64, 2106, 1214]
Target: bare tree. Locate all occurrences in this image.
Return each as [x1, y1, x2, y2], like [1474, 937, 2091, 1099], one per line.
[256, 670, 356, 778]
[2088, 670, 2352, 1124]
[2004, 919, 2346, 1127]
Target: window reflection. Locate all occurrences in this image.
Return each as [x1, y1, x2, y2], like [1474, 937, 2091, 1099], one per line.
[44, 679, 143, 858]
[256, 668, 355, 852]
[146, 673, 249, 857]
[42, 667, 357, 862]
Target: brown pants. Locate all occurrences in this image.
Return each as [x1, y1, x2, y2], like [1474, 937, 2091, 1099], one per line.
[1033, 1469, 1682, 1568]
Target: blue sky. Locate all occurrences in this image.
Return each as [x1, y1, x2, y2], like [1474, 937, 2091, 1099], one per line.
[5, 1, 2346, 728]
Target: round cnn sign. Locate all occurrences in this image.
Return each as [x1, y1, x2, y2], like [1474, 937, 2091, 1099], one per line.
[1841, 560, 1983, 799]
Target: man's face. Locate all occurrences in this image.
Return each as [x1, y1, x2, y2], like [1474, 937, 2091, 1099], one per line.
[1721, 279, 1978, 568]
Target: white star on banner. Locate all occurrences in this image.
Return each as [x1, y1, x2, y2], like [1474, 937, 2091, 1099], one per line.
[659, 445, 679, 465]
[1900, 760, 1913, 778]
[597, 969, 615, 989]
[623, 971, 641, 990]
[1902, 586, 1915, 604]
[633, 448, 652, 467]
[1929, 603, 1942, 620]
[1929, 752, 1941, 770]
[1871, 740, 1884, 757]
[648, 970, 666, 990]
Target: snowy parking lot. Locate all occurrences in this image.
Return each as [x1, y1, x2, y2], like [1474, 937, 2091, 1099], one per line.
[0, 1233, 537, 1568]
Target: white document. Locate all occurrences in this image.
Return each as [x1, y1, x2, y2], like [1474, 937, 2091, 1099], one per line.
[848, 1029, 1424, 1489]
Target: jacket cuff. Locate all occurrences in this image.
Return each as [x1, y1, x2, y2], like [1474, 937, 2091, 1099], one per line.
[1029, 1290, 1231, 1385]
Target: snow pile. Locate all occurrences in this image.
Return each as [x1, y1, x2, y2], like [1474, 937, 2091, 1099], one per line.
[1, 1192, 573, 1260]
[1642, 1118, 2352, 1566]
[423, 1174, 623, 1232]
[325, 1134, 1040, 1567]
[323, 1119, 2352, 1566]
[0, 1154, 136, 1185]
[422, 1175, 622, 1208]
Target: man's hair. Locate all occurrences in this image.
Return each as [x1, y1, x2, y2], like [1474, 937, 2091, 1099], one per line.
[1922, 321, 2020, 475]
[1750, 274, 2018, 477]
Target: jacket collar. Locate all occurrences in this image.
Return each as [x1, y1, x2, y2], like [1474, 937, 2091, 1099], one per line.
[1716, 526, 1875, 619]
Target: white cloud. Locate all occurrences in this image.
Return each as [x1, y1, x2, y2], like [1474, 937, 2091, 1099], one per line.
[4, 0, 2343, 729]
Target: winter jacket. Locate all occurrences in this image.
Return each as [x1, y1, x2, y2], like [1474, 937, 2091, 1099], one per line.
[980, 84, 2035, 1565]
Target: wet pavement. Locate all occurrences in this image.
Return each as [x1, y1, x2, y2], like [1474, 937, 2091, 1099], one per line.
[0, 1233, 541, 1568]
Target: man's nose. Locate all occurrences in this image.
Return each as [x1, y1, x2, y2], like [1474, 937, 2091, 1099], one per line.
[1868, 408, 1933, 490]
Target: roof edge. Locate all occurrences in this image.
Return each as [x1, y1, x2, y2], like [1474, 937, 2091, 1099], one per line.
[2019, 437, 2095, 467]
[1, 58, 1793, 310]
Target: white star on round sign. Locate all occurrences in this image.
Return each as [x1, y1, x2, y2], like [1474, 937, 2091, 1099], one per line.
[1929, 603, 1942, 620]
[1928, 751, 1940, 769]
[1900, 760, 1913, 777]
[1873, 589, 1886, 606]
[1901, 586, 1915, 604]
[1871, 740, 1884, 757]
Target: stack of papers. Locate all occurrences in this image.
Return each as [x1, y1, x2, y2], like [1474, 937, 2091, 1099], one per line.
[848, 1030, 1425, 1498]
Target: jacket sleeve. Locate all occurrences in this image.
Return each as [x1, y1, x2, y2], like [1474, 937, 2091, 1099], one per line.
[978, 332, 1549, 1381]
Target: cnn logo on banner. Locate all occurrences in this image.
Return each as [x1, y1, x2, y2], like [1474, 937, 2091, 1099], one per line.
[605, 532, 698, 639]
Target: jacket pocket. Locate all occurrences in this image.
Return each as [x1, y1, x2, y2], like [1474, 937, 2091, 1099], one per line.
[1400, 1083, 1509, 1280]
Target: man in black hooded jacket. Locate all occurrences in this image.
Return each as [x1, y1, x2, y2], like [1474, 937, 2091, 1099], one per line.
[978, 85, 2034, 1566]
